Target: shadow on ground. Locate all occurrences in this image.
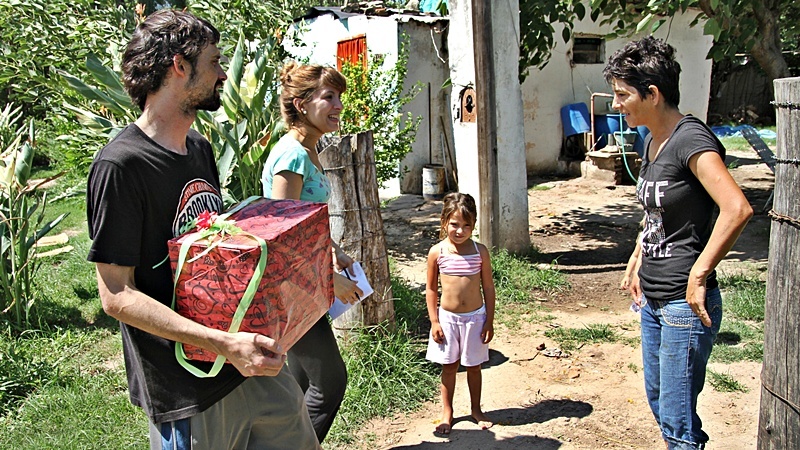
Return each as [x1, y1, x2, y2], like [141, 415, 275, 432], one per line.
[382, 195, 441, 266]
[387, 399, 592, 449]
[530, 184, 772, 270]
[387, 434, 562, 450]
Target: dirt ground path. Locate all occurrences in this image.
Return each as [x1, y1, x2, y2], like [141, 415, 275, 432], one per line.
[350, 147, 771, 449]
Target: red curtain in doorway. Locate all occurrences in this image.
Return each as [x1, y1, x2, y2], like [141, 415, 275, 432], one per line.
[336, 35, 367, 72]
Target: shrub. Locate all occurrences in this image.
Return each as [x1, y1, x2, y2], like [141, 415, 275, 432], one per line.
[0, 105, 68, 326]
[339, 42, 422, 185]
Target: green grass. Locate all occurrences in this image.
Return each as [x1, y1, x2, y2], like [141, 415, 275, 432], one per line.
[0, 326, 149, 449]
[719, 273, 766, 321]
[544, 323, 635, 352]
[709, 271, 765, 364]
[718, 128, 776, 154]
[726, 158, 741, 170]
[325, 276, 438, 447]
[707, 369, 749, 393]
[379, 196, 399, 208]
[491, 248, 567, 329]
[711, 319, 764, 363]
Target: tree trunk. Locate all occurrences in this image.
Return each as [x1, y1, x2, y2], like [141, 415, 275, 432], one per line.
[698, 0, 790, 83]
[319, 132, 395, 340]
[749, 0, 791, 82]
[758, 77, 800, 449]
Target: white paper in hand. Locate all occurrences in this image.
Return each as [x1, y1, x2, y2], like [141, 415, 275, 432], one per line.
[329, 262, 374, 320]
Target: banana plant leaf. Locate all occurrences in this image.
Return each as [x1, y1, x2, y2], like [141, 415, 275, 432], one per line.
[24, 213, 68, 251]
[85, 54, 135, 111]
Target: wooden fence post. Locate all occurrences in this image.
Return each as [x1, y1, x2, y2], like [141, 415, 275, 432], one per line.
[319, 131, 395, 340]
[758, 77, 800, 449]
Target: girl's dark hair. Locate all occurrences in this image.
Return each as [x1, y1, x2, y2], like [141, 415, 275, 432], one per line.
[122, 9, 220, 111]
[603, 36, 681, 108]
[279, 61, 347, 126]
[439, 192, 477, 239]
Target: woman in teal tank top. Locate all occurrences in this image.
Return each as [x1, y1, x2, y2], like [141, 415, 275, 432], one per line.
[261, 61, 362, 444]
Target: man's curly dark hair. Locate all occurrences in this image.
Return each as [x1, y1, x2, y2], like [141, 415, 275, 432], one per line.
[121, 9, 220, 111]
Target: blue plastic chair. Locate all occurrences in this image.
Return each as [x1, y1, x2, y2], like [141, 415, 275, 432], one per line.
[560, 103, 591, 137]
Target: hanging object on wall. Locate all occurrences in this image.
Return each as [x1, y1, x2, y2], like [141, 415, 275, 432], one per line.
[460, 87, 477, 123]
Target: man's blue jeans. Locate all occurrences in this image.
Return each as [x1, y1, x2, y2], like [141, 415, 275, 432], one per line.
[640, 287, 722, 450]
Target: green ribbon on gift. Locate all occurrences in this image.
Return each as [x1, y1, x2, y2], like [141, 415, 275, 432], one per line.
[171, 196, 268, 378]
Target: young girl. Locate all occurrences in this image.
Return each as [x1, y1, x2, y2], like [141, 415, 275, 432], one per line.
[425, 192, 496, 435]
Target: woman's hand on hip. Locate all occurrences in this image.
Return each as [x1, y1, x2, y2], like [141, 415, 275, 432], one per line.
[686, 272, 712, 327]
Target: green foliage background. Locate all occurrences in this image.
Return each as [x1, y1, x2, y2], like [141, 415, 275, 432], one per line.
[339, 46, 422, 185]
[519, 0, 798, 83]
[0, 0, 135, 120]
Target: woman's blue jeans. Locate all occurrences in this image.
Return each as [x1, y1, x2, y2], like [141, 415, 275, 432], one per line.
[640, 287, 722, 450]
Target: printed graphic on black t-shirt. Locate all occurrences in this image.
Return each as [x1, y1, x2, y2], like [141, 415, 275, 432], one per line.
[173, 178, 223, 237]
[637, 181, 671, 258]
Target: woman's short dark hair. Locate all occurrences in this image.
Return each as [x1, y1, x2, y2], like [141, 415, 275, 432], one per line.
[122, 9, 220, 111]
[279, 61, 347, 126]
[603, 36, 681, 108]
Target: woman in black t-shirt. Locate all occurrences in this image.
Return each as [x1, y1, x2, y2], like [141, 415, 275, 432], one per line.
[604, 36, 752, 450]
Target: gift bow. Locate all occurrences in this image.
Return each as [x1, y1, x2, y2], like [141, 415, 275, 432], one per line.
[171, 196, 268, 378]
[178, 210, 243, 264]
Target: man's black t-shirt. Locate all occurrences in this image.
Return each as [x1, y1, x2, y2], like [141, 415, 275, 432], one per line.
[636, 115, 724, 302]
[87, 124, 244, 423]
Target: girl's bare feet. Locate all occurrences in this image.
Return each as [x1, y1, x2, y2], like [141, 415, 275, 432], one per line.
[471, 409, 493, 430]
[434, 409, 453, 435]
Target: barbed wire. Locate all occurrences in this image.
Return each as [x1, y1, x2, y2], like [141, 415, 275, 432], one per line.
[328, 206, 382, 217]
[774, 158, 800, 166]
[770, 100, 800, 111]
[323, 162, 377, 172]
[767, 209, 800, 228]
[762, 374, 800, 415]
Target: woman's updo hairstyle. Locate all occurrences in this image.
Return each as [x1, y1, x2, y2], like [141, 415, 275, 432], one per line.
[279, 61, 347, 126]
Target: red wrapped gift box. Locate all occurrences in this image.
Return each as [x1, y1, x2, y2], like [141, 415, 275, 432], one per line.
[168, 198, 333, 364]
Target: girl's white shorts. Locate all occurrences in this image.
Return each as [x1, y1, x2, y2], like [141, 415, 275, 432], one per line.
[425, 305, 489, 367]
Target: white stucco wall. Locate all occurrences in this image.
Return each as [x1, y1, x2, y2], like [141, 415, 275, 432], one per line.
[447, 0, 478, 208]
[521, 11, 714, 174]
[285, 14, 399, 69]
[447, 0, 529, 251]
[397, 19, 452, 194]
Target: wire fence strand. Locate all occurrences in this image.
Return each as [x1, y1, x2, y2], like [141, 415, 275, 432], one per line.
[767, 209, 800, 228]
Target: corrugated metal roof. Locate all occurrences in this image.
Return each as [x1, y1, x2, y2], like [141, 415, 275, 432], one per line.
[294, 5, 446, 23]
[295, 7, 359, 22]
